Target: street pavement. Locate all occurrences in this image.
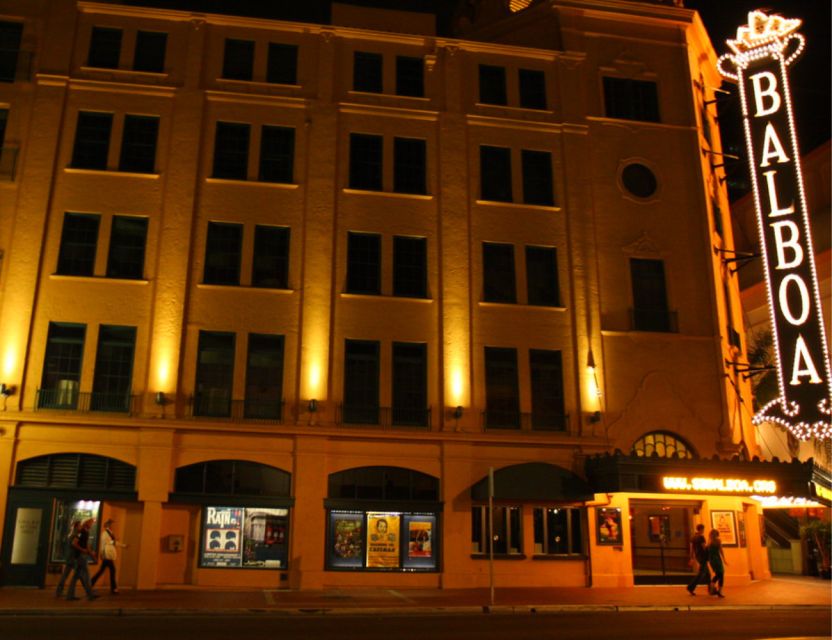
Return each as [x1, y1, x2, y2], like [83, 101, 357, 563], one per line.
[0, 575, 829, 617]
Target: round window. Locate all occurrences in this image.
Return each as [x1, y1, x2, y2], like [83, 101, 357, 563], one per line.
[621, 163, 658, 199]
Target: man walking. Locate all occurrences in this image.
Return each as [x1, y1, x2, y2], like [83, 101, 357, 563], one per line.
[686, 523, 710, 595]
[66, 518, 99, 601]
[55, 520, 81, 597]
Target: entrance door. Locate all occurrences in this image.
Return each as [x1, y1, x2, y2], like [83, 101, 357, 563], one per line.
[1, 493, 53, 586]
[630, 500, 698, 585]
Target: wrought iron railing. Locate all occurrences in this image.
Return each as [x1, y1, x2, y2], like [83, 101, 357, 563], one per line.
[336, 405, 431, 429]
[482, 411, 569, 432]
[189, 394, 284, 423]
[36, 389, 139, 414]
[629, 308, 679, 333]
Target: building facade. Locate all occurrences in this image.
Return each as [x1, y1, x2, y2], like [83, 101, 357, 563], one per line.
[0, 0, 780, 591]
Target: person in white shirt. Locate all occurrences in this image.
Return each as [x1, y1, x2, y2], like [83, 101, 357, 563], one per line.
[90, 518, 127, 594]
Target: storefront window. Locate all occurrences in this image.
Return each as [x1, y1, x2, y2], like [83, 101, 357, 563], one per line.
[471, 505, 522, 555]
[199, 505, 288, 569]
[50, 499, 101, 563]
[532, 507, 583, 555]
[632, 432, 695, 459]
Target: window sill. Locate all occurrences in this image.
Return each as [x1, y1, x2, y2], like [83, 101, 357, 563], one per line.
[214, 78, 302, 91]
[532, 554, 586, 561]
[50, 274, 149, 285]
[475, 200, 559, 212]
[80, 66, 171, 81]
[197, 283, 295, 294]
[474, 102, 553, 115]
[342, 188, 433, 201]
[64, 167, 160, 179]
[206, 177, 300, 189]
[479, 301, 566, 311]
[341, 292, 433, 303]
[470, 553, 526, 560]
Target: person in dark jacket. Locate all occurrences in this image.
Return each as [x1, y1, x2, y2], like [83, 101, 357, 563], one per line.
[707, 528, 728, 598]
[686, 524, 710, 595]
[66, 518, 99, 601]
[55, 520, 81, 598]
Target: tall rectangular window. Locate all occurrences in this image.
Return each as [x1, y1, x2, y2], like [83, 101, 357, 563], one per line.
[107, 216, 148, 280]
[482, 242, 516, 303]
[87, 26, 122, 69]
[603, 77, 660, 122]
[526, 245, 559, 306]
[133, 31, 167, 73]
[472, 506, 522, 554]
[343, 340, 380, 424]
[484, 346, 520, 428]
[353, 51, 382, 93]
[479, 64, 507, 105]
[392, 342, 427, 426]
[57, 213, 100, 276]
[396, 56, 423, 97]
[204, 222, 243, 285]
[530, 349, 565, 430]
[245, 334, 284, 420]
[119, 115, 159, 173]
[259, 125, 294, 183]
[349, 133, 382, 191]
[252, 225, 290, 289]
[521, 149, 554, 206]
[519, 69, 547, 110]
[212, 122, 250, 180]
[91, 325, 136, 412]
[195, 331, 235, 417]
[346, 232, 381, 295]
[266, 43, 297, 84]
[630, 258, 672, 332]
[222, 38, 254, 81]
[0, 108, 7, 146]
[393, 137, 426, 195]
[71, 112, 112, 170]
[533, 507, 582, 555]
[0, 21, 23, 83]
[39, 323, 86, 409]
[480, 146, 512, 202]
[393, 236, 427, 298]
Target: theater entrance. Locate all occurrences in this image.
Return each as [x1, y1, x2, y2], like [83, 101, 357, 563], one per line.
[630, 500, 700, 585]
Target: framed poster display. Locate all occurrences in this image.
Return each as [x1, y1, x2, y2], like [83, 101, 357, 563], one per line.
[595, 507, 622, 545]
[710, 510, 738, 547]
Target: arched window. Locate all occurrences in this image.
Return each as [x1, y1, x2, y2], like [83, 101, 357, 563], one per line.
[631, 431, 695, 459]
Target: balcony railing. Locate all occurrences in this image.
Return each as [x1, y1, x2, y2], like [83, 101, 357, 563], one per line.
[629, 308, 679, 333]
[483, 411, 569, 432]
[0, 145, 18, 181]
[336, 405, 431, 429]
[0, 49, 33, 83]
[189, 394, 284, 423]
[36, 389, 140, 414]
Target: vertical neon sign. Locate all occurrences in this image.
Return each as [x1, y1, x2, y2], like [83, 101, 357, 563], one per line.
[719, 11, 831, 440]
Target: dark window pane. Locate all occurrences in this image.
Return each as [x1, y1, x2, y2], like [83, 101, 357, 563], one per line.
[631, 258, 670, 331]
[259, 125, 294, 183]
[346, 232, 381, 295]
[393, 236, 427, 298]
[133, 31, 167, 73]
[343, 340, 380, 424]
[222, 38, 254, 81]
[353, 51, 382, 93]
[266, 43, 297, 84]
[521, 149, 553, 206]
[484, 346, 520, 428]
[195, 331, 235, 417]
[204, 222, 242, 285]
[603, 77, 660, 122]
[480, 146, 512, 202]
[88, 27, 121, 69]
[119, 115, 158, 173]
[71, 112, 112, 170]
[526, 245, 559, 306]
[530, 349, 565, 430]
[482, 242, 516, 303]
[621, 163, 657, 199]
[393, 137, 426, 194]
[519, 69, 547, 110]
[392, 342, 427, 426]
[92, 325, 136, 412]
[0, 21, 23, 83]
[396, 55, 423, 97]
[252, 225, 290, 288]
[479, 64, 507, 105]
[213, 121, 249, 179]
[0, 107, 7, 146]
[40, 323, 86, 408]
[245, 334, 284, 420]
[57, 213, 100, 276]
[349, 133, 382, 191]
[107, 216, 148, 279]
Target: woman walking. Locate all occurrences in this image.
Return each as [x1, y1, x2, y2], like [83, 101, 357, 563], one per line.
[91, 519, 127, 594]
[707, 528, 728, 598]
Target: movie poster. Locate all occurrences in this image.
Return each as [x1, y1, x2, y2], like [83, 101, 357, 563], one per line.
[331, 513, 363, 567]
[408, 520, 432, 559]
[367, 513, 400, 568]
[202, 506, 243, 567]
[241, 508, 288, 568]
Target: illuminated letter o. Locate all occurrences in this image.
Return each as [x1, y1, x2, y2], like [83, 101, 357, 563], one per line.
[778, 274, 810, 325]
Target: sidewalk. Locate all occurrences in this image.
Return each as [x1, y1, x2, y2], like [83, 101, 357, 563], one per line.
[0, 576, 829, 617]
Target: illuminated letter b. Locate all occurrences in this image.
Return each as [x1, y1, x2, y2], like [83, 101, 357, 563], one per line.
[750, 71, 781, 117]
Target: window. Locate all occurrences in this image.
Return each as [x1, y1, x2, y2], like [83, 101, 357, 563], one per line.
[0, 21, 23, 82]
[194, 331, 235, 417]
[346, 232, 381, 295]
[521, 150, 554, 206]
[39, 323, 86, 409]
[91, 325, 136, 412]
[392, 342, 427, 426]
[266, 43, 297, 84]
[396, 56, 423, 97]
[631, 431, 695, 459]
[529, 349, 566, 430]
[393, 236, 427, 298]
[349, 133, 382, 190]
[519, 69, 546, 110]
[87, 27, 121, 69]
[480, 146, 512, 202]
[133, 31, 167, 73]
[621, 163, 657, 199]
[57, 213, 100, 276]
[603, 77, 660, 122]
[479, 64, 507, 105]
[119, 115, 159, 173]
[212, 122, 250, 180]
[343, 340, 380, 424]
[71, 112, 112, 170]
[353, 51, 382, 93]
[258, 125, 294, 183]
[393, 137, 426, 194]
[0, 107, 7, 146]
[484, 347, 520, 428]
[106, 216, 148, 279]
[526, 246, 559, 306]
[222, 38, 254, 81]
[200, 505, 289, 569]
[204, 222, 243, 285]
[630, 258, 673, 332]
[533, 507, 582, 555]
[245, 334, 284, 420]
[252, 225, 290, 289]
[472, 505, 522, 554]
[482, 242, 516, 303]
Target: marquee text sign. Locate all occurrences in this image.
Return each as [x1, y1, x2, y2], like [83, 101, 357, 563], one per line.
[719, 12, 831, 440]
[662, 476, 777, 495]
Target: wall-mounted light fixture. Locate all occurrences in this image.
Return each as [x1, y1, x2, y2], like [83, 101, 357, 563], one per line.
[0, 383, 14, 397]
[308, 398, 318, 413]
[589, 410, 602, 424]
[453, 406, 463, 419]
[154, 391, 166, 406]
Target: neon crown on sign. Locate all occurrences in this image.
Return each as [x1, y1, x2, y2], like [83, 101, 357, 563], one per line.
[726, 11, 802, 55]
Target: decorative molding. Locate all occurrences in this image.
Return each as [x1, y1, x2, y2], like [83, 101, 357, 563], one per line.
[622, 231, 662, 257]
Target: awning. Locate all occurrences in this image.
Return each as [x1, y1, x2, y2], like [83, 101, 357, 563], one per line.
[470, 462, 592, 502]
